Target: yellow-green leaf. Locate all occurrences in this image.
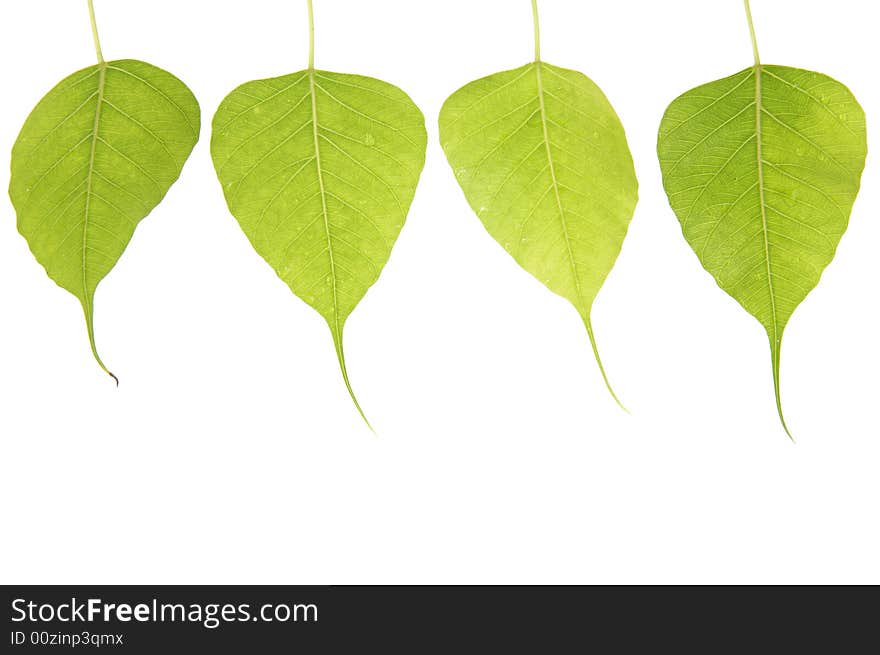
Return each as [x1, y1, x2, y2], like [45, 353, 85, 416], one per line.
[657, 0, 867, 438]
[9, 56, 200, 381]
[438, 1, 638, 409]
[210, 3, 426, 428]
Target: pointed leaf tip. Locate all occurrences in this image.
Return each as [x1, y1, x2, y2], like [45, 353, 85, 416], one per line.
[331, 326, 374, 433]
[770, 339, 794, 442]
[84, 304, 118, 386]
[584, 315, 628, 414]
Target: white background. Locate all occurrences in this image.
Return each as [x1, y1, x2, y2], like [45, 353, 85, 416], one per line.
[1, 0, 878, 584]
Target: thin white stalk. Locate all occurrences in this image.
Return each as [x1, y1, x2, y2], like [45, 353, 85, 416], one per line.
[531, 0, 541, 62]
[307, 0, 315, 70]
[87, 0, 104, 64]
[744, 0, 761, 66]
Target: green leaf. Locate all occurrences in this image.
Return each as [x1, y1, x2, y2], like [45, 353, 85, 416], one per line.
[9, 59, 201, 382]
[211, 68, 426, 428]
[438, 2, 638, 409]
[657, 1, 867, 438]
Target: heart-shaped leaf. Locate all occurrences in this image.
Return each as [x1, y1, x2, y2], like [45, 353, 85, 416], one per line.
[211, 1, 426, 428]
[438, 0, 638, 408]
[657, 0, 867, 438]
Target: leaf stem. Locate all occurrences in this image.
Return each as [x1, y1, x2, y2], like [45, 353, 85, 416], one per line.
[307, 0, 315, 70]
[87, 0, 104, 64]
[744, 0, 760, 66]
[531, 0, 541, 62]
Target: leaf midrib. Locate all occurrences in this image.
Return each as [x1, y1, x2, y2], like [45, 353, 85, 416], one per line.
[754, 62, 779, 341]
[534, 61, 586, 313]
[308, 67, 339, 331]
[82, 62, 107, 304]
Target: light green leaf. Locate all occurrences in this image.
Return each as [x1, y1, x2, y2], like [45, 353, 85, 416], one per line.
[438, 1, 638, 409]
[657, 0, 867, 438]
[9, 1, 201, 383]
[210, 2, 426, 428]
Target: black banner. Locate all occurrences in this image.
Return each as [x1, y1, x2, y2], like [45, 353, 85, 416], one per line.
[1, 585, 875, 651]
